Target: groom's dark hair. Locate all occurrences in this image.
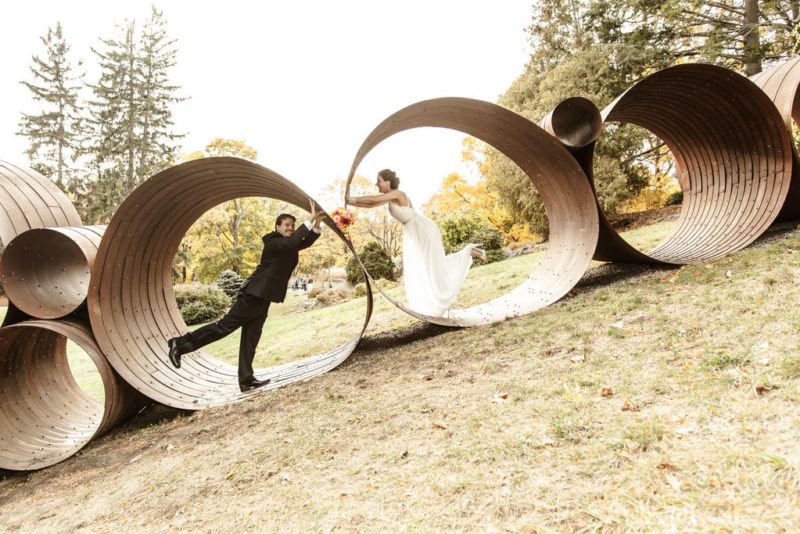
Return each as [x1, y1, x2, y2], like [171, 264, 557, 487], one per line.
[275, 213, 296, 230]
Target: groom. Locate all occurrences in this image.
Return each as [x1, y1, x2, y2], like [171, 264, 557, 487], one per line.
[168, 200, 325, 392]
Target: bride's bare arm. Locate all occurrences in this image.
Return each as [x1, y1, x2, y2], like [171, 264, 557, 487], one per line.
[347, 190, 404, 208]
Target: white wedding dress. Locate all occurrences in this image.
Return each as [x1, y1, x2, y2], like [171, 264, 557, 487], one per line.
[388, 200, 479, 317]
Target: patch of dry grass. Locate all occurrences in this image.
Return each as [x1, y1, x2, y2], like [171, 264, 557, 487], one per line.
[1, 222, 799, 531]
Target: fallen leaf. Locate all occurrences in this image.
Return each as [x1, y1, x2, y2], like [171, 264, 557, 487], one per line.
[755, 384, 777, 395]
[400, 451, 409, 459]
[128, 454, 142, 464]
[657, 462, 679, 471]
[621, 401, 640, 412]
[569, 354, 585, 363]
[493, 392, 509, 403]
[674, 425, 695, 436]
[611, 321, 624, 329]
[420, 374, 433, 381]
[600, 386, 614, 397]
[165, 443, 175, 451]
[433, 421, 448, 430]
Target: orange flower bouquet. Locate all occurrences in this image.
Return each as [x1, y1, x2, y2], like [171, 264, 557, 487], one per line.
[330, 207, 355, 233]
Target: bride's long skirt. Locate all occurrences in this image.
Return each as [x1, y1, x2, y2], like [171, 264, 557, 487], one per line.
[401, 213, 476, 317]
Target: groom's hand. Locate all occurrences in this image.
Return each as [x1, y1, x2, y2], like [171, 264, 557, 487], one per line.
[309, 199, 318, 220]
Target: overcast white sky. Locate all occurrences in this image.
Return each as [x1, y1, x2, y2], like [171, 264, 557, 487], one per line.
[1, 1, 532, 205]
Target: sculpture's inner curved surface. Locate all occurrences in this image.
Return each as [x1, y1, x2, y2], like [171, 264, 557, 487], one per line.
[0, 226, 104, 319]
[0, 320, 142, 471]
[345, 97, 600, 326]
[595, 64, 792, 264]
[88, 158, 373, 410]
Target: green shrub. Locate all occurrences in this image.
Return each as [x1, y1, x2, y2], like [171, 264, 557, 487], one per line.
[353, 282, 367, 297]
[664, 190, 683, 206]
[346, 242, 396, 285]
[437, 212, 504, 264]
[174, 283, 231, 325]
[215, 269, 244, 298]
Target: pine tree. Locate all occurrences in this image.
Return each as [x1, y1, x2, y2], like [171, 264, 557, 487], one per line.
[83, 8, 184, 223]
[17, 22, 83, 189]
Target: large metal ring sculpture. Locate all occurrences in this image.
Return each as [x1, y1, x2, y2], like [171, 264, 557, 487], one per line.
[3, 58, 800, 470]
[86, 157, 373, 410]
[588, 64, 793, 264]
[0, 162, 142, 471]
[344, 97, 600, 326]
[0, 319, 143, 471]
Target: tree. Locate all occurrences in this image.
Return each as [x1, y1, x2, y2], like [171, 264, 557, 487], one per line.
[81, 7, 184, 223]
[178, 139, 296, 283]
[17, 22, 83, 189]
[215, 269, 244, 298]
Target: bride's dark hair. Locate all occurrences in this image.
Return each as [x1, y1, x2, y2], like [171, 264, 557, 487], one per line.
[378, 169, 400, 189]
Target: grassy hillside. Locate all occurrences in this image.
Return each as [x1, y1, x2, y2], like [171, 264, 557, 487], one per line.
[2, 220, 799, 531]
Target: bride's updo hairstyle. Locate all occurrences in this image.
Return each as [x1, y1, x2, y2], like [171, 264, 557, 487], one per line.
[378, 169, 400, 189]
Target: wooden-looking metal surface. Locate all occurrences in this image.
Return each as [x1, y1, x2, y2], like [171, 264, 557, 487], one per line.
[344, 97, 600, 326]
[87, 157, 373, 410]
[0, 319, 144, 471]
[0, 161, 82, 327]
[1, 226, 105, 319]
[750, 57, 800, 221]
[540, 96, 602, 149]
[590, 64, 793, 263]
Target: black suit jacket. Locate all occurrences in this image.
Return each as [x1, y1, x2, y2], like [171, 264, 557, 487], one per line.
[240, 223, 320, 302]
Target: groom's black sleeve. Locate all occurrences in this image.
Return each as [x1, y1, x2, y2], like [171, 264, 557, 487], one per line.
[297, 229, 321, 251]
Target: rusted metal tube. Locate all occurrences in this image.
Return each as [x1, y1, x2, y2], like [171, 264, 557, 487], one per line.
[0, 319, 144, 471]
[0, 161, 82, 327]
[750, 57, 800, 221]
[590, 64, 793, 263]
[540, 96, 602, 150]
[0, 226, 105, 319]
[87, 157, 373, 410]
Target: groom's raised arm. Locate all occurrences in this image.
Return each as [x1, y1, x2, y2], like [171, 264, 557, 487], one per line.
[262, 222, 312, 253]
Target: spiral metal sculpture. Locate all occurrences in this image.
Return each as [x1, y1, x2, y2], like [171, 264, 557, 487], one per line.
[3, 58, 800, 470]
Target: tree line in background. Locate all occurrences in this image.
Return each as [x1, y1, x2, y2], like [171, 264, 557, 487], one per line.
[479, 0, 800, 238]
[15, 1, 800, 297]
[18, 6, 183, 223]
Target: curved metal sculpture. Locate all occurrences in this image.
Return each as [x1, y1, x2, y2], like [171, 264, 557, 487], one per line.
[0, 319, 143, 471]
[0, 161, 82, 327]
[87, 157, 374, 410]
[3, 58, 800, 471]
[344, 97, 600, 326]
[0, 225, 105, 319]
[750, 57, 800, 221]
[591, 64, 793, 263]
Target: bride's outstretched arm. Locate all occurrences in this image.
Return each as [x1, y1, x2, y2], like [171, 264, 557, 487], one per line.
[346, 190, 404, 208]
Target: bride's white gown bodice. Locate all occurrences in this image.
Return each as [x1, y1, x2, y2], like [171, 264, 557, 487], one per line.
[388, 200, 477, 317]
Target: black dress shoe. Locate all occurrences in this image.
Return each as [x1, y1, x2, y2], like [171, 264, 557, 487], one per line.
[239, 377, 271, 392]
[167, 337, 182, 369]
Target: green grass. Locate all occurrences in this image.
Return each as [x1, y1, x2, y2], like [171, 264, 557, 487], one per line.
[2, 220, 800, 531]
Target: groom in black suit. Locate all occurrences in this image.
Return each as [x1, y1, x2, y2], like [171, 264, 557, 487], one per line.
[168, 201, 325, 392]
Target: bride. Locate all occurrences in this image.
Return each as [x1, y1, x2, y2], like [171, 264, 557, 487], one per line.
[346, 168, 485, 317]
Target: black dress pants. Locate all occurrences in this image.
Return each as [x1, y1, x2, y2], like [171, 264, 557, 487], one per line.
[177, 292, 271, 383]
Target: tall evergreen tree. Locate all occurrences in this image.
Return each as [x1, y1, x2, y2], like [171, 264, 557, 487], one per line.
[17, 22, 83, 189]
[83, 8, 184, 223]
